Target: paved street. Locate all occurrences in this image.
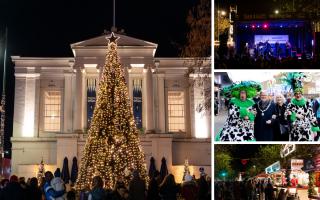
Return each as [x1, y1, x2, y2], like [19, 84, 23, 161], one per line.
[214, 108, 227, 138]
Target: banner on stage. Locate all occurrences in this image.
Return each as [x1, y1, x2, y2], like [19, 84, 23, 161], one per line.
[254, 35, 289, 44]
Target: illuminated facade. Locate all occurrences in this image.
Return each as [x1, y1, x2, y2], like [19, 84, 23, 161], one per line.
[11, 33, 211, 181]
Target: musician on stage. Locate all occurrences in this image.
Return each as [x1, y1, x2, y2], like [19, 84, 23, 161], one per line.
[285, 41, 291, 57]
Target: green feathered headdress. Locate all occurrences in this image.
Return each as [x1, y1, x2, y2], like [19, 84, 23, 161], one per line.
[280, 72, 306, 94]
[221, 81, 262, 99]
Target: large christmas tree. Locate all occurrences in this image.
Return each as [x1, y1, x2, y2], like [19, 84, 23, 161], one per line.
[76, 33, 148, 190]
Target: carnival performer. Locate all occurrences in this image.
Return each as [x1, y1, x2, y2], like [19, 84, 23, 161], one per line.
[283, 73, 319, 141]
[217, 81, 261, 141]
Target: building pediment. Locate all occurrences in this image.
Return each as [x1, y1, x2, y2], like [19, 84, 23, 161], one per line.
[70, 33, 158, 59]
[71, 33, 158, 49]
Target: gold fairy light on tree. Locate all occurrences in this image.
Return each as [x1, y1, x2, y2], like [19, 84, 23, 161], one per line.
[76, 32, 148, 190]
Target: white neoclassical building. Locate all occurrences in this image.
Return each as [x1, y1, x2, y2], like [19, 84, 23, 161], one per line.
[11, 33, 211, 182]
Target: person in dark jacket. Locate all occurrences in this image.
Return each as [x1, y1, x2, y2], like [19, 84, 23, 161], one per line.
[147, 170, 160, 200]
[273, 94, 289, 141]
[254, 91, 277, 141]
[129, 170, 146, 200]
[159, 174, 179, 200]
[181, 174, 198, 200]
[0, 175, 26, 200]
[26, 177, 42, 200]
[88, 176, 106, 200]
[198, 175, 210, 200]
[264, 179, 275, 200]
[112, 184, 127, 200]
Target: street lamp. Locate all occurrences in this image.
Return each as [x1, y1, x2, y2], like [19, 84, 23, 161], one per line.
[275, 9, 279, 14]
[217, 10, 227, 44]
[220, 171, 227, 181]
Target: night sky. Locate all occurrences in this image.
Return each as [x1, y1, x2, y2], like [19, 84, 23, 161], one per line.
[0, 0, 202, 158]
[1, 0, 197, 57]
[215, 0, 277, 15]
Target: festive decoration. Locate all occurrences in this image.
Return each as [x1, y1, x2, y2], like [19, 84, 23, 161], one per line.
[182, 159, 191, 181]
[160, 157, 168, 182]
[241, 159, 248, 166]
[222, 81, 261, 99]
[308, 172, 317, 196]
[37, 158, 45, 186]
[70, 157, 78, 184]
[148, 157, 157, 177]
[76, 32, 148, 190]
[61, 157, 70, 184]
[280, 72, 307, 93]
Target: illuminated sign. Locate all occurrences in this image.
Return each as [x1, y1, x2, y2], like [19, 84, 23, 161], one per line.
[265, 161, 281, 174]
[281, 144, 296, 158]
[291, 159, 304, 171]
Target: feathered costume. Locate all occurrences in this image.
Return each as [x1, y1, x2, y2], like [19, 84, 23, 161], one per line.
[282, 73, 320, 141]
[217, 81, 261, 141]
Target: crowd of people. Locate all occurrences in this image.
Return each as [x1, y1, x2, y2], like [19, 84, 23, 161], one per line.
[214, 53, 320, 69]
[216, 73, 320, 141]
[214, 178, 294, 200]
[0, 169, 211, 200]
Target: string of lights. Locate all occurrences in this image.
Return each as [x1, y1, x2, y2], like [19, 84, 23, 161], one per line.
[76, 33, 148, 190]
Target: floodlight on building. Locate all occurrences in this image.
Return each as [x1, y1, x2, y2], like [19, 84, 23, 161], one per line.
[130, 64, 145, 68]
[23, 112, 34, 137]
[84, 64, 97, 68]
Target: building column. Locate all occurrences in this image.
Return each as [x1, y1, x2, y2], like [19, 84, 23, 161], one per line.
[64, 74, 73, 133]
[123, 65, 130, 89]
[22, 73, 40, 138]
[13, 77, 26, 137]
[157, 75, 165, 133]
[145, 66, 154, 132]
[73, 67, 82, 132]
[81, 69, 87, 131]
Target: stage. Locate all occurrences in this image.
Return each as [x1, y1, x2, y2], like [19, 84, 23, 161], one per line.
[234, 19, 313, 59]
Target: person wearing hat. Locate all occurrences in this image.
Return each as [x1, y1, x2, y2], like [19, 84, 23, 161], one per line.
[217, 81, 262, 141]
[284, 73, 319, 141]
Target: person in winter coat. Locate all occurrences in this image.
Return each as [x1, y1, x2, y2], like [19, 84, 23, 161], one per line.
[129, 170, 146, 200]
[147, 170, 160, 200]
[159, 174, 179, 200]
[51, 172, 66, 200]
[0, 175, 26, 200]
[181, 174, 198, 200]
[198, 175, 210, 200]
[112, 184, 127, 200]
[26, 177, 42, 200]
[88, 176, 106, 200]
[43, 171, 65, 200]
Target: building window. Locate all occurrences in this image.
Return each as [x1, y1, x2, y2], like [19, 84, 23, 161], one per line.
[44, 91, 61, 132]
[87, 78, 97, 127]
[168, 91, 185, 132]
[133, 79, 143, 129]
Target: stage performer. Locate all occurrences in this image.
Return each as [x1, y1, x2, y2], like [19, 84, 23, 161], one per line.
[217, 81, 261, 141]
[283, 73, 319, 141]
[285, 41, 291, 57]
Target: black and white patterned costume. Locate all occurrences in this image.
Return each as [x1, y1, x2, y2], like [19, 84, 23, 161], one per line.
[285, 99, 319, 141]
[219, 99, 255, 141]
